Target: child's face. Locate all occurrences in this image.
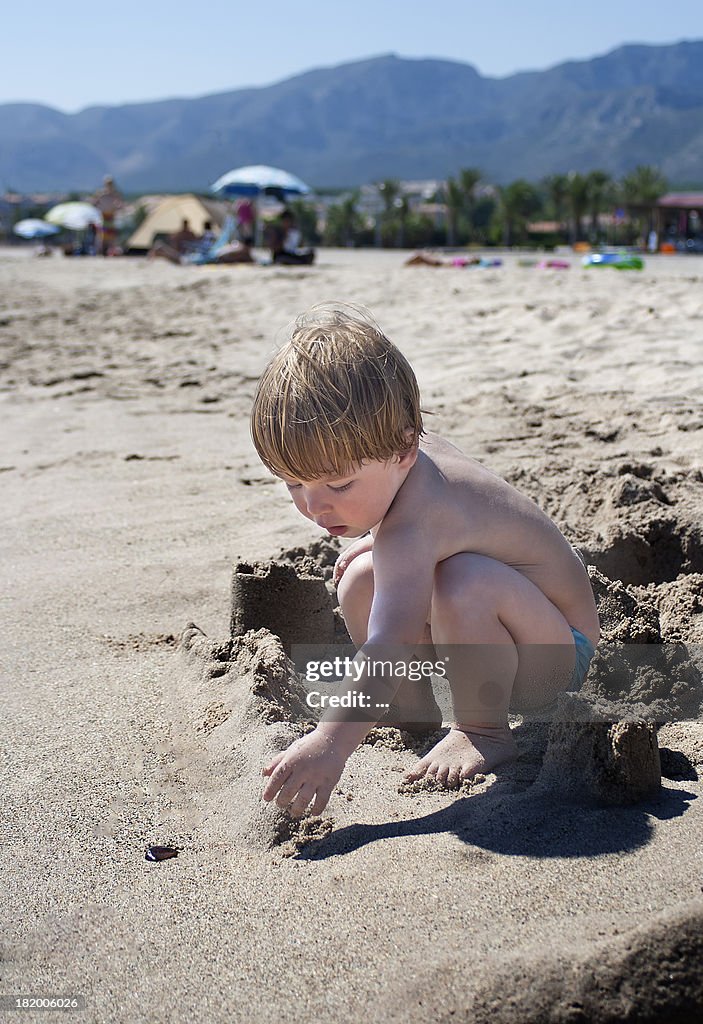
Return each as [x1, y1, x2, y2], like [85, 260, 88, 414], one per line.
[280, 453, 415, 538]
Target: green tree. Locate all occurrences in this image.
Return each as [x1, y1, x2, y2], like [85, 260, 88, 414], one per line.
[567, 172, 589, 243]
[543, 173, 569, 234]
[323, 193, 363, 247]
[404, 212, 443, 248]
[395, 194, 410, 248]
[442, 168, 483, 245]
[443, 177, 463, 246]
[620, 165, 668, 207]
[376, 179, 407, 247]
[458, 167, 482, 241]
[620, 165, 668, 241]
[471, 193, 497, 244]
[494, 180, 541, 246]
[585, 170, 613, 241]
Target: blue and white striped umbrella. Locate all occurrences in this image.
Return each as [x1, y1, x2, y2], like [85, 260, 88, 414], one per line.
[211, 165, 311, 198]
[13, 219, 60, 239]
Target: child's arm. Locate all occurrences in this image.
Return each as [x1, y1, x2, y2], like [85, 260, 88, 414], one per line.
[263, 522, 437, 816]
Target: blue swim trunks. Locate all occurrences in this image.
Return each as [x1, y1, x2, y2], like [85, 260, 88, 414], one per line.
[568, 627, 596, 691]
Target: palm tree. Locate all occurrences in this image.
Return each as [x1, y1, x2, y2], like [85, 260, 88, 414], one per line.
[459, 167, 482, 241]
[567, 172, 589, 243]
[497, 179, 541, 246]
[396, 194, 410, 248]
[620, 165, 668, 246]
[620, 165, 668, 207]
[544, 174, 569, 236]
[585, 170, 613, 242]
[324, 193, 362, 247]
[377, 179, 402, 246]
[444, 176, 464, 246]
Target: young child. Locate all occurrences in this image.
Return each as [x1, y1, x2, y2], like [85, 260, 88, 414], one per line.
[252, 306, 599, 818]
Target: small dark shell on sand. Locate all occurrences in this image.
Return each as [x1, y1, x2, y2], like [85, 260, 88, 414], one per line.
[145, 845, 179, 862]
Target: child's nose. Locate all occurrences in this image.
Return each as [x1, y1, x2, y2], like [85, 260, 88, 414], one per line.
[304, 489, 332, 515]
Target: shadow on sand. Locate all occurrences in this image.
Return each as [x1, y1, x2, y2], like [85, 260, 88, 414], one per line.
[292, 782, 696, 861]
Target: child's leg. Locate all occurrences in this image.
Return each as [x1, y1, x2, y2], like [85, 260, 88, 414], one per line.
[337, 551, 442, 732]
[408, 552, 576, 785]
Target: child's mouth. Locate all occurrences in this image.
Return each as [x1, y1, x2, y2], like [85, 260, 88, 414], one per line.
[326, 525, 347, 536]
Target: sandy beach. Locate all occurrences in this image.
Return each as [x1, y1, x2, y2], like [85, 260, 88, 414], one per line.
[2, 246, 703, 1022]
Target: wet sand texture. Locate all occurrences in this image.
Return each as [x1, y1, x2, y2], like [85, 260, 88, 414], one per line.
[231, 560, 335, 650]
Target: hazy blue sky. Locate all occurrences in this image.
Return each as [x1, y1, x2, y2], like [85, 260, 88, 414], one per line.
[4, 0, 702, 111]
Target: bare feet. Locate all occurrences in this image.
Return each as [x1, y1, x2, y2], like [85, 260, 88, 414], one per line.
[404, 724, 517, 787]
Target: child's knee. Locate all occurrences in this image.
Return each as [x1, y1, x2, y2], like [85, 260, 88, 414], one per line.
[337, 551, 374, 612]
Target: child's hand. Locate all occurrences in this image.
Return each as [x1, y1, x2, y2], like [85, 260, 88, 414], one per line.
[333, 534, 374, 586]
[262, 729, 347, 817]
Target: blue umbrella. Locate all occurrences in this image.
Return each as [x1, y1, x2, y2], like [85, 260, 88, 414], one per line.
[13, 218, 61, 240]
[211, 164, 311, 198]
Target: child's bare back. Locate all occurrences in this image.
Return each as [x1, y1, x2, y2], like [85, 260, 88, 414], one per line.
[382, 432, 600, 648]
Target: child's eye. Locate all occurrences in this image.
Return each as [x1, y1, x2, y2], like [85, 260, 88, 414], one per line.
[284, 482, 302, 491]
[329, 482, 353, 493]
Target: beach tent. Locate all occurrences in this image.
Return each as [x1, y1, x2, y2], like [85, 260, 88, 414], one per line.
[126, 194, 229, 252]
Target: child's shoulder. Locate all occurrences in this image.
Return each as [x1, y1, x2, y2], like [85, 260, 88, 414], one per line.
[411, 432, 530, 516]
[417, 432, 496, 486]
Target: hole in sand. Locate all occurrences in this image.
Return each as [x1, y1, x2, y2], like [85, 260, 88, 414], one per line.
[586, 518, 703, 587]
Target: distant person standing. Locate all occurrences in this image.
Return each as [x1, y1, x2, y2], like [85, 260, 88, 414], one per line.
[92, 175, 123, 256]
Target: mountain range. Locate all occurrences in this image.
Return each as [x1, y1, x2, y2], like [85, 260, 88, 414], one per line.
[2, 41, 703, 193]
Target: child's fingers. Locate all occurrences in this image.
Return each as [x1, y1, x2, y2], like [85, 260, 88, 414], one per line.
[287, 782, 316, 818]
[262, 751, 285, 777]
[262, 759, 291, 801]
[310, 784, 334, 817]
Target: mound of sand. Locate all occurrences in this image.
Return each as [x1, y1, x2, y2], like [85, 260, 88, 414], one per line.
[178, 623, 312, 848]
[382, 900, 703, 1024]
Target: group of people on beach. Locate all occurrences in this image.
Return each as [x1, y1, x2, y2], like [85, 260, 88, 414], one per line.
[51, 173, 315, 265]
[146, 204, 315, 266]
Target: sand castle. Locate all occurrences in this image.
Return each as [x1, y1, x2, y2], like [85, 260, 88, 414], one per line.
[230, 559, 335, 650]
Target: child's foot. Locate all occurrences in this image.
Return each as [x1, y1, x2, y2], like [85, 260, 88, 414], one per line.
[404, 725, 516, 787]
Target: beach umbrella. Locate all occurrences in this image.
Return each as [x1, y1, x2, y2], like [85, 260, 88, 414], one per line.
[13, 218, 60, 239]
[45, 202, 103, 231]
[210, 165, 311, 198]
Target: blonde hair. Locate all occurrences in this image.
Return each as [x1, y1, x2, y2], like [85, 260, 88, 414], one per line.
[251, 304, 423, 480]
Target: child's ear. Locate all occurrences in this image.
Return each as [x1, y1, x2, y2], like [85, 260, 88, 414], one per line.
[397, 436, 419, 469]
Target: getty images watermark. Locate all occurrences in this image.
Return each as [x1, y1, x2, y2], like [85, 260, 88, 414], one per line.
[289, 643, 703, 724]
[302, 652, 448, 711]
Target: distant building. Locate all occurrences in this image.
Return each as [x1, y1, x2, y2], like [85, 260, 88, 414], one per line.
[656, 192, 703, 247]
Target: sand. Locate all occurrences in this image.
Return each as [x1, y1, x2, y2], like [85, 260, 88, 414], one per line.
[2, 246, 703, 1022]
